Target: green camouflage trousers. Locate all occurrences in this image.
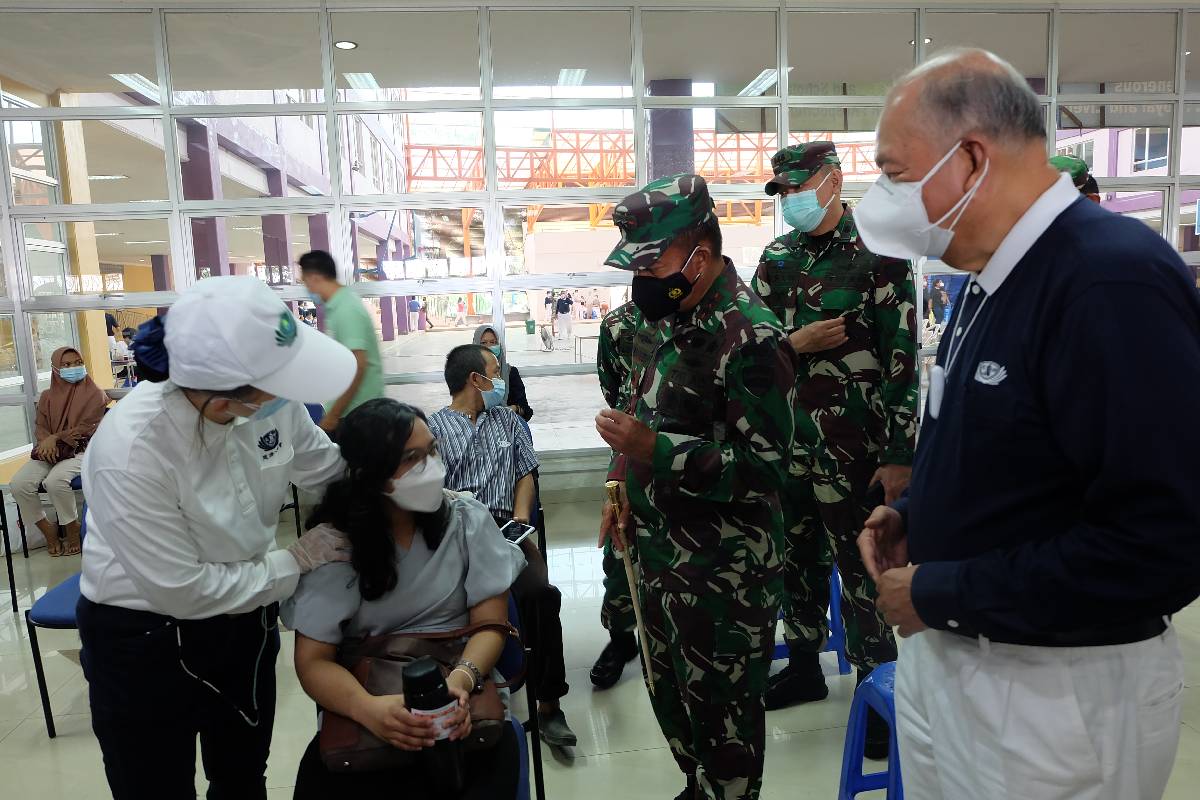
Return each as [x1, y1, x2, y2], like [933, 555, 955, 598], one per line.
[779, 458, 897, 670]
[641, 576, 781, 800]
[600, 539, 637, 634]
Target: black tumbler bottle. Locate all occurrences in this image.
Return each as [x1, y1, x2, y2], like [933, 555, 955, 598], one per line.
[403, 656, 465, 794]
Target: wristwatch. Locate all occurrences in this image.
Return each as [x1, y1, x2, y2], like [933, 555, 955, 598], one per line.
[454, 659, 484, 694]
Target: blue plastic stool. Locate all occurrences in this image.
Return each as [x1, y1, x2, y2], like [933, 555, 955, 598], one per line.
[773, 567, 852, 675]
[838, 661, 903, 799]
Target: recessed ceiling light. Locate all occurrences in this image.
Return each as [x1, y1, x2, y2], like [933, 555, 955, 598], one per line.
[557, 68, 587, 87]
[334, 40, 358, 50]
[344, 72, 381, 91]
[909, 37, 934, 45]
[88, 174, 128, 182]
[1188, 50, 1194, 56]
[233, 226, 263, 232]
[92, 232, 122, 237]
[124, 240, 167, 245]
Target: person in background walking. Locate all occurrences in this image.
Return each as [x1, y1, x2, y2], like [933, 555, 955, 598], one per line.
[299, 250, 385, 435]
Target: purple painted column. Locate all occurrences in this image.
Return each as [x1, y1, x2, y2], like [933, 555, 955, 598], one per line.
[648, 79, 695, 180]
[181, 123, 230, 276]
[263, 169, 293, 284]
[375, 240, 397, 341]
[150, 254, 170, 316]
[308, 215, 330, 251]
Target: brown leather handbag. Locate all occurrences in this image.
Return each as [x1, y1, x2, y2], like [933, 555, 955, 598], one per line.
[318, 619, 523, 773]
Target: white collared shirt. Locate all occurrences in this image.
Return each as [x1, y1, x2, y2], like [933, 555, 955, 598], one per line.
[975, 172, 1079, 296]
[80, 381, 344, 619]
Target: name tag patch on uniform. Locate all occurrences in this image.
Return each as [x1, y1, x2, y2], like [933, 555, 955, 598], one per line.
[974, 361, 1008, 386]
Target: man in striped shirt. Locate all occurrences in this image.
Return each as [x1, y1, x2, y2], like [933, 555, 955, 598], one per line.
[428, 344, 577, 749]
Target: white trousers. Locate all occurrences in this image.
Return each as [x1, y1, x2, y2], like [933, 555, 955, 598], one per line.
[556, 312, 573, 340]
[11, 456, 83, 526]
[897, 628, 1184, 800]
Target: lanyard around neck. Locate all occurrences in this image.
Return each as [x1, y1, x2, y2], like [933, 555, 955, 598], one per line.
[943, 280, 989, 377]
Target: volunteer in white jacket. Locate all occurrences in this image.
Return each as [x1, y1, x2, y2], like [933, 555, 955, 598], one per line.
[78, 276, 356, 800]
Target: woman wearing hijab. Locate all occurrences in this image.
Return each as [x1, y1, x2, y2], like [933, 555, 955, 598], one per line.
[11, 347, 107, 556]
[79, 276, 357, 798]
[472, 324, 532, 421]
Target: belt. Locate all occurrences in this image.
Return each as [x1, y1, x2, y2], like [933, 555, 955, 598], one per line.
[968, 616, 1167, 648]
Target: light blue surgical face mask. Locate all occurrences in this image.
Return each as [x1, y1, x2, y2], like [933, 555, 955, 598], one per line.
[59, 366, 86, 384]
[479, 375, 507, 411]
[251, 396, 289, 420]
[781, 171, 835, 233]
[487, 344, 503, 359]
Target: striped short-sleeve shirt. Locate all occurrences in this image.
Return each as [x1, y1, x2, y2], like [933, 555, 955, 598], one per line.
[427, 406, 539, 517]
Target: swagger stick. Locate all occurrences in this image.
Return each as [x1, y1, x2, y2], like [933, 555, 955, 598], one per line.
[605, 480, 654, 695]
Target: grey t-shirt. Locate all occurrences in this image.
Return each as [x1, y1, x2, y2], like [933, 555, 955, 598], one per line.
[281, 492, 526, 645]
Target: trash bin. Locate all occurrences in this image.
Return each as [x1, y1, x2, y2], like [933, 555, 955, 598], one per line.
[524, 319, 536, 335]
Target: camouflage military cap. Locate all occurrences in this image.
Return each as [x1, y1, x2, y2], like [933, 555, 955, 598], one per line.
[764, 141, 840, 196]
[1049, 155, 1092, 189]
[605, 174, 716, 271]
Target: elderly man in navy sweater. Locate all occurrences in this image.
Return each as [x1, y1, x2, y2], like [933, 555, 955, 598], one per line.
[855, 48, 1200, 800]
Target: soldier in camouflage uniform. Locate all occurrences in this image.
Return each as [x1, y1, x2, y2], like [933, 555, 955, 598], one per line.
[752, 143, 917, 757]
[596, 174, 796, 800]
[590, 301, 643, 689]
[1050, 154, 1101, 203]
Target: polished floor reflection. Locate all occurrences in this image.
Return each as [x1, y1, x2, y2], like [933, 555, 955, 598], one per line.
[0, 498, 1198, 799]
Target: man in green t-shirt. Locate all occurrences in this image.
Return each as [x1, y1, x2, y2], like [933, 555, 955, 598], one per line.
[299, 250, 384, 433]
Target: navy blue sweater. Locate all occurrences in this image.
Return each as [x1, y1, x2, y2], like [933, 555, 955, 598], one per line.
[898, 197, 1200, 644]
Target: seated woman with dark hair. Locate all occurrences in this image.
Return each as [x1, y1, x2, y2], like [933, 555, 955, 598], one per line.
[283, 398, 526, 799]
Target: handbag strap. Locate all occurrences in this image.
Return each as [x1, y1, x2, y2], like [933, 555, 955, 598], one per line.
[347, 618, 526, 690]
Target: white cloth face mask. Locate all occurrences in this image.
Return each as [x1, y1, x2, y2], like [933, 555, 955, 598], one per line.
[383, 454, 447, 513]
[854, 140, 989, 261]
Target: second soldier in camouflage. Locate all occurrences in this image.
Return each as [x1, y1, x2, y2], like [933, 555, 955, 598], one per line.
[597, 174, 795, 800]
[753, 142, 918, 758]
[590, 300, 643, 689]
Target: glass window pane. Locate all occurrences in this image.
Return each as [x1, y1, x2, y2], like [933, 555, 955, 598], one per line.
[1179, 104, 1200, 175]
[331, 11, 480, 102]
[175, 115, 328, 201]
[350, 208, 485, 282]
[167, 12, 324, 105]
[341, 112, 483, 194]
[1059, 13, 1177, 94]
[643, 11, 777, 98]
[1187, 14, 1200, 96]
[0, 236, 8, 296]
[788, 108, 881, 185]
[1102, 191, 1164, 235]
[385, 374, 606, 451]
[1176, 190, 1200, 253]
[7, 118, 168, 205]
[496, 283, 627, 369]
[23, 219, 172, 296]
[495, 109, 635, 191]
[0, 406, 30, 456]
[788, 12, 915, 96]
[369, 291, 495, 374]
[1056, 103, 1172, 178]
[0, 316, 22, 396]
[503, 203, 617, 276]
[924, 12, 1049, 92]
[190, 213, 325, 285]
[646, 107, 776, 186]
[0, 12, 160, 107]
[492, 11, 631, 100]
[31, 308, 151, 392]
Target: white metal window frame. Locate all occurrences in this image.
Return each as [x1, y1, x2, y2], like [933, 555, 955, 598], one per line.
[0, 2, 1192, 431]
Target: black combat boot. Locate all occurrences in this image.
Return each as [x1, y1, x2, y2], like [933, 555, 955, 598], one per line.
[765, 650, 829, 710]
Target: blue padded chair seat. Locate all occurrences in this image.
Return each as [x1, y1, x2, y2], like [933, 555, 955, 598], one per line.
[305, 403, 324, 424]
[28, 572, 81, 629]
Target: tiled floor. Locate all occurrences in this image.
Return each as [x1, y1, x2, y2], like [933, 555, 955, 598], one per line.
[1, 498, 1198, 799]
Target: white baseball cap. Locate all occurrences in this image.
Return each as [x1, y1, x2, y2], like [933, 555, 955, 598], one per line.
[165, 276, 356, 404]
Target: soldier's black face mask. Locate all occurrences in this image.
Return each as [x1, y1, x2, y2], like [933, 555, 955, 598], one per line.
[633, 246, 701, 322]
